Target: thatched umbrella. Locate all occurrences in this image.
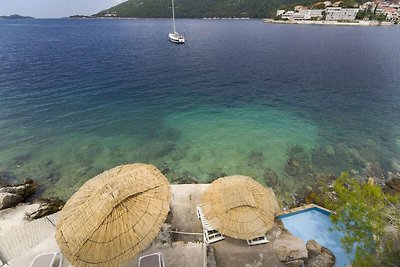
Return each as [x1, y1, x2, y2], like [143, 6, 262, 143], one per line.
[56, 163, 171, 267]
[202, 175, 276, 240]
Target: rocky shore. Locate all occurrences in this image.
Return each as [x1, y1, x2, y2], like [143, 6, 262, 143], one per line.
[0, 178, 64, 221]
[264, 18, 396, 26]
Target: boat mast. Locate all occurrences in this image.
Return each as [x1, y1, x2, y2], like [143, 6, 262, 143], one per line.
[172, 0, 176, 33]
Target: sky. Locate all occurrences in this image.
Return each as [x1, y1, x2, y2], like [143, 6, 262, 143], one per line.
[0, 0, 127, 18]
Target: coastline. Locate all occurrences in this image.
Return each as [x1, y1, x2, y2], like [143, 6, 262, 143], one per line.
[263, 18, 396, 26]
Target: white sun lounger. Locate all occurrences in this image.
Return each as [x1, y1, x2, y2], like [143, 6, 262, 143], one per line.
[29, 252, 63, 267]
[138, 252, 165, 267]
[196, 205, 225, 244]
[247, 235, 269, 245]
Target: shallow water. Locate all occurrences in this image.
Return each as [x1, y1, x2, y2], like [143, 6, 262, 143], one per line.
[0, 19, 399, 199]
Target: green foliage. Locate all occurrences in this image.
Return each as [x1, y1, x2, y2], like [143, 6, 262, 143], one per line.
[339, 0, 356, 8]
[312, 3, 325, 9]
[356, 10, 387, 21]
[323, 172, 400, 267]
[95, 0, 325, 18]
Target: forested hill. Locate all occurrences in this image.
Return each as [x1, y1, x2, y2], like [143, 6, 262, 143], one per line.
[95, 0, 309, 18]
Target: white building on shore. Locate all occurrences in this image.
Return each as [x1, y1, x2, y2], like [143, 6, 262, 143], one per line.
[325, 7, 359, 21]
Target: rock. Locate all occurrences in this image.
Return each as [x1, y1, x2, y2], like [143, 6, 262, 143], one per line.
[0, 192, 23, 210]
[363, 162, 385, 180]
[12, 153, 32, 166]
[152, 223, 172, 245]
[266, 223, 283, 242]
[284, 145, 314, 181]
[326, 145, 335, 156]
[305, 240, 335, 267]
[273, 233, 308, 263]
[0, 178, 37, 199]
[306, 240, 321, 258]
[207, 246, 217, 267]
[392, 159, 400, 173]
[263, 169, 279, 187]
[25, 197, 65, 220]
[0, 171, 17, 185]
[285, 259, 305, 267]
[248, 151, 264, 166]
[384, 172, 400, 194]
[304, 174, 338, 206]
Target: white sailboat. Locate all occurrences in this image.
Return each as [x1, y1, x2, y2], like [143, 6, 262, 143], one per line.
[169, 0, 185, 44]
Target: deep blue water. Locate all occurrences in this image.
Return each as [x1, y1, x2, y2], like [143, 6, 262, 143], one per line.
[0, 19, 399, 198]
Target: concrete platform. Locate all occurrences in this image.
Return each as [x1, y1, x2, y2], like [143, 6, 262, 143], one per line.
[122, 242, 206, 267]
[0, 184, 283, 267]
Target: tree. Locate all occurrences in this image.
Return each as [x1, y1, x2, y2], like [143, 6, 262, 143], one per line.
[323, 172, 400, 267]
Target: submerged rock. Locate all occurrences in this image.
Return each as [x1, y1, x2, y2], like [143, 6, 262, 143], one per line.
[0, 171, 17, 185]
[26, 197, 65, 220]
[12, 153, 32, 166]
[248, 151, 264, 166]
[305, 240, 335, 267]
[311, 144, 365, 175]
[285, 145, 313, 179]
[263, 168, 279, 187]
[384, 172, 400, 194]
[173, 175, 199, 184]
[207, 171, 227, 182]
[363, 161, 385, 181]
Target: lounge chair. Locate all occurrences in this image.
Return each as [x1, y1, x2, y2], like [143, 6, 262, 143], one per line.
[138, 252, 165, 267]
[29, 252, 63, 267]
[247, 235, 269, 246]
[196, 205, 225, 244]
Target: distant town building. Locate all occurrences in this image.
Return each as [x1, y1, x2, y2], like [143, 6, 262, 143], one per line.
[293, 9, 324, 20]
[281, 11, 295, 20]
[274, 0, 399, 22]
[325, 7, 359, 20]
[276, 10, 286, 17]
[377, 6, 399, 19]
[332, 1, 343, 7]
[104, 12, 117, 17]
[294, 5, 308, 11]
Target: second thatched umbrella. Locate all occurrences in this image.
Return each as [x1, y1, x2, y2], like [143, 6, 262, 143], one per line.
[202, 175, 277, 240]
[55, 163, 171, 267]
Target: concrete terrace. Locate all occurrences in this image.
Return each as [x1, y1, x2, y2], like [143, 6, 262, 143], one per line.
[0, 184, 284, 267]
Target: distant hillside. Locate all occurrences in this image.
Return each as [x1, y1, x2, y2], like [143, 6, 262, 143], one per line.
[0, 14, 34, 19]
[95, 0, 312, 18]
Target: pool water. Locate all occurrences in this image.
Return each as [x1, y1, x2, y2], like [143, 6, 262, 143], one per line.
[279, 207, 353, 267]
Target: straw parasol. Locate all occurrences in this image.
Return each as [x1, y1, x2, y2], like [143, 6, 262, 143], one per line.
[55, 163, 171, 267]
[202, 175, 276, 240]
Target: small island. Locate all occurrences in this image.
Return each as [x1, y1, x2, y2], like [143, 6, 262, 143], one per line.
[265, 0, 399, 26]
[68, 15, 94, 19]
[0, 14, 34, 19]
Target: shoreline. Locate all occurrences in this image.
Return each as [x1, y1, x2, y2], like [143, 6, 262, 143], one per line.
[263, 18, 396, 26]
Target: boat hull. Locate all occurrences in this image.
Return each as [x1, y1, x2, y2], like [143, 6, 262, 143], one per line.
[169, 33, 185, 44]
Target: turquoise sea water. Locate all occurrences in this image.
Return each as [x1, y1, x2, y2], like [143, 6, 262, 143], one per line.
[0, 19, 399, 199]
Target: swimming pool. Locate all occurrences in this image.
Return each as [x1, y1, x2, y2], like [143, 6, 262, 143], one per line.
[279, 207, 353, 267]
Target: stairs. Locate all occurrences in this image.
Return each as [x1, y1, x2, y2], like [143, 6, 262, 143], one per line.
[0, 215, 57, 264]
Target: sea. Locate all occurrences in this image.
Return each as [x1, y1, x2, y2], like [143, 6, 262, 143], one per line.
[0, 19, 399, 200]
